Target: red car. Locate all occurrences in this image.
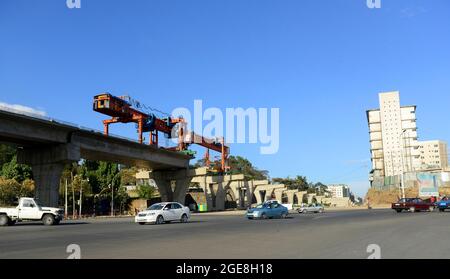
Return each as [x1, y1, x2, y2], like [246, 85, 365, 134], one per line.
[392, 198, 436, 213]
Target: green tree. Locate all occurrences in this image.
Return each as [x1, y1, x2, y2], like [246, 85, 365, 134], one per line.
[227, 156, 269, 180]
[273, 175, 309, 191]
[0, 178, 34, 206]
[120, 167, 137, 186]
[137, 184, 156, 200]
[313, 182, 328, 196]
[116, 186, 131, 214]
[1, 155, 33, 183]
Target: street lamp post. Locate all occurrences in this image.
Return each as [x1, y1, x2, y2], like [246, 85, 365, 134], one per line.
[79, 180, 82, 219]
[64, 179, 68, 219]
[399, 129, 407, 200]
[111, 183, 114, 217]
[110, 176, 116, 217]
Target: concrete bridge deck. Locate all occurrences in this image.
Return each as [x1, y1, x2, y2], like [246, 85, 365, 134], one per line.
[0, 109, 191, 206]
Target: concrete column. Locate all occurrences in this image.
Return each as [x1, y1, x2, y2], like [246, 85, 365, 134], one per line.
[17, 144, 80, 207]
[32, 163, 65, 207]
[295, 191, 307, 205]
[154, 176, 172, 202]
[274, 189, 284, 203]
[307, 194, 316, 204]
[173, 177, 190, 205]
[286, 191, 296, 205]
[215, 182, 226, 211]
[253, 188, 264, 205]
[151, 169, 192, 204]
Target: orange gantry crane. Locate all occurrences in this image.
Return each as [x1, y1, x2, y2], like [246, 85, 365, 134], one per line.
[93, 93, 230, 172]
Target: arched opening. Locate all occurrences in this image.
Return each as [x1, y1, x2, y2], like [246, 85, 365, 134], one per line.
[281, 192, 288, 204]
[259, 190, 266, 203]
[185, 193, 198, 212]
[224, 188, 237, 209]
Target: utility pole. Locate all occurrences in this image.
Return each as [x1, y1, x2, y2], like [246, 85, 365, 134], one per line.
[65, 179, 68, 219]
[80, 178, 89, 219]
[79, 180, 82, 219]
[110, 183, 114, 217]
[72, 173, 75, 219]
[399, 129, 407, 200]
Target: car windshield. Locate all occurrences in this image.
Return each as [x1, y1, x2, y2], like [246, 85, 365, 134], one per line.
[33, 200, 43, 207]
[147, 204, 164, 211]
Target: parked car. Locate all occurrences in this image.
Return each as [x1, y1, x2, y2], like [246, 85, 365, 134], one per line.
[437, 196, 450, 212]
[135, 202, 191, 225]
[0, 197, 64, 226]
[246, 201, 288, 219]
[391, 198, 436, 213]
[298, 203, 324, 214]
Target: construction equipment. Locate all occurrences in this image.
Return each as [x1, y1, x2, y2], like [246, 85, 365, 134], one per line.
[93, 93, 230, 172]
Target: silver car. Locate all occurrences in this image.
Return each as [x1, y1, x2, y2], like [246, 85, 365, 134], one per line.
[298, 203, 324, 214]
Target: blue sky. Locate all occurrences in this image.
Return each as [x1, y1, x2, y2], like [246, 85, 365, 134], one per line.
[1, 0, 450, 196]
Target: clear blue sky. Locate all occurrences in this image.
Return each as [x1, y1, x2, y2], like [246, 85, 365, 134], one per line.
[1, 0, 450, 197]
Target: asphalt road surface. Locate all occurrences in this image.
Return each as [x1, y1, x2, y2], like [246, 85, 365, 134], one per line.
[1, 209, 450, 259]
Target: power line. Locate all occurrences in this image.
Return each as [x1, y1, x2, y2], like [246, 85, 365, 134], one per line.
[121, 95, 171, 118]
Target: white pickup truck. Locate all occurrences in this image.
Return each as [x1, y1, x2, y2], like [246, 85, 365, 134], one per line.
[0, 197, 64, 226]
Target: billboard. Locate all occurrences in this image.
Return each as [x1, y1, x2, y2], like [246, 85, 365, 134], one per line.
[417, 173, 439, 197]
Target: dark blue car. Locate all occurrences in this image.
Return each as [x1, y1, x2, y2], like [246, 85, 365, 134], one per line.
[246, 201, 288, 219]
[437, 197, 450, 212]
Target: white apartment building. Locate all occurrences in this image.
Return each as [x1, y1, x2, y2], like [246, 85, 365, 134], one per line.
[327, 184, 350, 198]
[419, 140, 449, 170]
[367, 91, 421, 177]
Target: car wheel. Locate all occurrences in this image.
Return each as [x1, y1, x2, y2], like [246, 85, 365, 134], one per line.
[261, 213, 268, 220]
[0, 215, 10, 226]
[409, 207, 416, 213]
[429, 206, 435, 212]
[281, 212, 288, 219]
[396, 209, 402, 213]
[42, 214, 55, 226]
[439, 208, 445, 212]
[180, 214, 189, 223]
[155, 215, 164, 225]
[138, 222, 146, 225]
[319, 209, 324, 213]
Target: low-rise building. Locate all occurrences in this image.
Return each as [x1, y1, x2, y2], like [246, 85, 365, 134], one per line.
[327, 184, 350, 198]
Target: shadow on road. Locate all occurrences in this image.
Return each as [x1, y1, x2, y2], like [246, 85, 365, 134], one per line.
[139, 220, 205, 226]
[11, 222, 89, 227]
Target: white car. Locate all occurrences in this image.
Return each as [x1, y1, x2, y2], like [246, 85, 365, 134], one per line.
[298, 203, 325, 214]
[135, 202, 191, 225]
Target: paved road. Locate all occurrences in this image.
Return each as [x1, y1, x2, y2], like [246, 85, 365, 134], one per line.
[1, 209, 450, 259]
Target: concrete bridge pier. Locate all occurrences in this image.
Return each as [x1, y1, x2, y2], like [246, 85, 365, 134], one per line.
[17, 144, 80, 207]
[150, 169, 192, 205]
